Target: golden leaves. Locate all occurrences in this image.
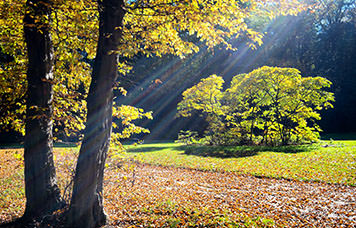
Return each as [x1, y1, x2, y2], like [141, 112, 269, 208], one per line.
[178, 74, 225, 117]
[120, 0, 306, 58]
[110, 104, 152, 147]
[0, 0, 306, 140]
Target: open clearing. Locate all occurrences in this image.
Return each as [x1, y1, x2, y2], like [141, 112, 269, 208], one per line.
[1, 141, 356, 227]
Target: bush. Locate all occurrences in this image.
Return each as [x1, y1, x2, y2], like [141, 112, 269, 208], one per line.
[177, 66, 334, 146]
[175, 130, 200, 145]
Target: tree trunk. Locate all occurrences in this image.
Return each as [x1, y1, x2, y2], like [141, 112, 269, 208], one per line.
[23, 0, 63, 220]
[68, 0, 125, 227]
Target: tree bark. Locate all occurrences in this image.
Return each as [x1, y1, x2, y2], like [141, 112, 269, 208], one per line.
[23, 0, 63, 220]
[68, 0, 125, 227]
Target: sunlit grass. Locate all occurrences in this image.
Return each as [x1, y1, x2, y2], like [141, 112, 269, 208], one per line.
[125, 141, 356, 186]
[130, 199, 275, 227]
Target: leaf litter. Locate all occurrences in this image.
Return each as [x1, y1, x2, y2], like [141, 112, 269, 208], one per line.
[103, 161, 356, 227]
[0, 148, 355, 227]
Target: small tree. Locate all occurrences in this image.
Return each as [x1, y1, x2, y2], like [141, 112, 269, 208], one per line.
[177, 75, 227, 145]
[178, 66, 334, 146]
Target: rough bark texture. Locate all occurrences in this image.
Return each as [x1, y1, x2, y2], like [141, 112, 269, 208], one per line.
[68, 0, 125, 227]
[23, 0, 63, 220]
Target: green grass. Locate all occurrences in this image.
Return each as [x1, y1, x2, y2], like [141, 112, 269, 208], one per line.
[136, 199, 274, 227]
[125, 141, 356, 186]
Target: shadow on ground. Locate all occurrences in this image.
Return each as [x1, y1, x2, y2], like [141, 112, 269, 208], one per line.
[0, 142, 78, 149]
[181, 144, 317, 158]
[126, 146, 177, 153]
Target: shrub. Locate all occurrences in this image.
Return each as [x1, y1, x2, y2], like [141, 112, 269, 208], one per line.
[177, 66, 334, 146]
[176, 130, 200, 145]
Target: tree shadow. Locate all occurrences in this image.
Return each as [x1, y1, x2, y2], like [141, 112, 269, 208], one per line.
[0, 142, 78, 149]
[0, 144, 23, 149]
[0, 221, 19, 228]
[257, 144, 318, 153]
[126, 146, 174, 153]
[53, 142, 79, 148]
[180, 144, 317, 158]
[182, 145, 258, 158]
[0, 213, 67, 228]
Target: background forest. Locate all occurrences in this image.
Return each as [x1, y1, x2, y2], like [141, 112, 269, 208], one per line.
[116, 0, 356, 141]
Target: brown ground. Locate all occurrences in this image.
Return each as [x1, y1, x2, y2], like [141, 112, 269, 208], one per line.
[104, 163, 356, 227]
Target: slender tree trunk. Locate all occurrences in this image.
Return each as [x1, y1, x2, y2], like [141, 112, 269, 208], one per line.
[23, 0, 63, 219]
[68, 0, 125, 227]
[250, 120, 254, 144]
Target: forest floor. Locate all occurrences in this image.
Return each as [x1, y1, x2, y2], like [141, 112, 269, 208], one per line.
[104, 162, 356, 227]
[0, 142, 355, 227]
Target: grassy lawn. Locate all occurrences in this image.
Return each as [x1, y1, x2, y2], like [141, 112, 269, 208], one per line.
[125, 140, 356, 186]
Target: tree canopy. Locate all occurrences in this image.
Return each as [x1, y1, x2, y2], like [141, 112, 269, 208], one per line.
[0, 0, 305, 142]
[178, 66, 334, 145]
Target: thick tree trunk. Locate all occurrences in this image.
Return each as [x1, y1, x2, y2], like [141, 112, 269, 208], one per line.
[23, 0, 63, 220]
[68, 0, 125, 227]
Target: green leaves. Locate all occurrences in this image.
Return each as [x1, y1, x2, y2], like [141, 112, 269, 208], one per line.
[178, 75, 225, 117]
[111, 104, 152, 148]
[178, 66, 334, 146]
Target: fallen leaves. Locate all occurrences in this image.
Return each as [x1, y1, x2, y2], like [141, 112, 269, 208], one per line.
[0, 149, 25, 222]
[102, 159, 356, 227]
[0, 147, 355, 227]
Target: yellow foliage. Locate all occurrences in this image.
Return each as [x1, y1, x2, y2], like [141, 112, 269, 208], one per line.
[0, 0, 306, 142]
[178, 66, 334, 145]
